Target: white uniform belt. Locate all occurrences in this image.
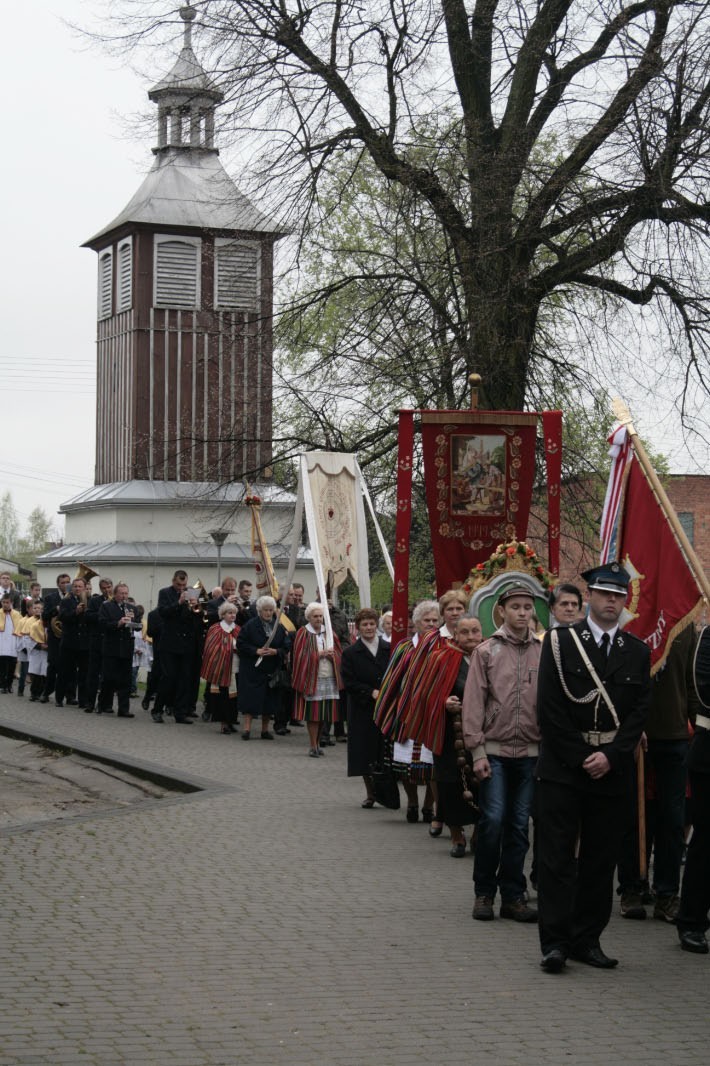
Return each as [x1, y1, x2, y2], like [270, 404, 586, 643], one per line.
[581, 729, 618, 747]
[696, 714, 710, 732]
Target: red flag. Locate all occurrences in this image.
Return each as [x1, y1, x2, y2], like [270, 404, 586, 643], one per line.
[617, 456, 703, 673]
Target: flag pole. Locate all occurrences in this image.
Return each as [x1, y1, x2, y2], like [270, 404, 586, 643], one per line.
[612, 399, 710, 604]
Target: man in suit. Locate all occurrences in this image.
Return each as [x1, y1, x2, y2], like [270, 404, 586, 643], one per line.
[84, 577, 113, 713]
[676, 625, 710, 953]
[97, 582, 135, 717]
[40, 573, 71, 703]
[536, 562, 650, 973]
[56, 576, 91, 708]
[0, 572, 21, 610]
[153, 569, 203, 724]
[205, 576, 238, 626]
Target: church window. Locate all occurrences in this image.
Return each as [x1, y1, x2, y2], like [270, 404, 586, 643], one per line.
[98, 248, 113, 319]
[214, 239, 260, 311]
[154, 235, 201, 308]
[117, 238, 133, 312]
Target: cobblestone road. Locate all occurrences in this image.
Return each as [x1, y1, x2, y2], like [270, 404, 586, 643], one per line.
[0, 693, 705, 1065]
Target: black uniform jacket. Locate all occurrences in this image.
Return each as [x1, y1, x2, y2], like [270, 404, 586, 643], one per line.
[536, 619, 650, 795]
[58, 594, 91, 652]
[99, 600, 136, 660]
[157, 585, 203, 654]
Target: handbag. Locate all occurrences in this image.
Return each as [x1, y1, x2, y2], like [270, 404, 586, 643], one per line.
[370, 761, 401, 810]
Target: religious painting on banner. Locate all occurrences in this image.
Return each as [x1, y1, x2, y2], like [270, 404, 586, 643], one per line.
[421, 411, 538, 595]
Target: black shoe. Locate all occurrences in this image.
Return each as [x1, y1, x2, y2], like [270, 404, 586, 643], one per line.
[65, 699, 79, 706]
[55, 700, 63, 708]
[174, 717, 192, 724]
[17, 690, 24, 698]
[678, 929, 709, 954]
[117, 712, 135, 718]
[450, 842, 467, 858]
[540, 949, 566, 973]
[151, 713, 164, 723]
[261, 731, 274, 740]
[406, 806, 419, 823]
[141, 696, 151, 711]
[84, 706, 95, 714]
[39, 695, 49, 704]
[570, 946, 618, 969]
[290, 719, 305, 727]
[421, 807, 434, 824]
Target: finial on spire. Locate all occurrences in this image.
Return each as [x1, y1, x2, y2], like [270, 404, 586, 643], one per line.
[180, 5, 197, 48]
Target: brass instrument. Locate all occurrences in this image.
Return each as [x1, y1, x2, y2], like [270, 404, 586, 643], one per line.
[51, 562, 99, 637]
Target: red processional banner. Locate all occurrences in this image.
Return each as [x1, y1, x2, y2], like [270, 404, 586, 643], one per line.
[420, 411, 539, 596]
[617, 454, 703, 674]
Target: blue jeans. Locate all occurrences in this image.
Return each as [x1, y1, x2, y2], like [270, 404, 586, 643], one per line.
[473, 755, 536, 902]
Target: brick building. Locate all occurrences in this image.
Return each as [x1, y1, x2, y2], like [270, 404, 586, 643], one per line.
[528, 473, 710, 590]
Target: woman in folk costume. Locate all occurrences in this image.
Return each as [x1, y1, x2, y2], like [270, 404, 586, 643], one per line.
[427, 615, 483, 857]
[373, 599, 442, 823]
[200, 602, 240, 735]
[237, 596, 290, 740]
[291, 602, 343, 758]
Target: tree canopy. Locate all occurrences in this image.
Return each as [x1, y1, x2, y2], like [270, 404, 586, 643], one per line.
[99, 0, 710, 425]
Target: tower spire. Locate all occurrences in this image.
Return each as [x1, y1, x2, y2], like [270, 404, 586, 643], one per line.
[149, 4, 223, 154]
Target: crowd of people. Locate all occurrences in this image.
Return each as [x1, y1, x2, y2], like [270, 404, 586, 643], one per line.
[1, 563, 709, 967]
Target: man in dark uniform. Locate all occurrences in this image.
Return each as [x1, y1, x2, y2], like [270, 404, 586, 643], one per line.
[40, 573, 71, 703]
[97, 582, 136, 718]
[84, 577, 113, 713]
[153, 570, 203, 724]
[56, 576, 91, 708]
[536, 562, 650, 972]
[676, 625, 710, 953]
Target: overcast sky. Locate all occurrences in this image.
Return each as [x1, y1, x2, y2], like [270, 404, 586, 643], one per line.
[2, 1, 708, 546]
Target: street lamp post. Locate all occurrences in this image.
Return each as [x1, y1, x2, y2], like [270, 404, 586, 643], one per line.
[209, 529, 229, 586]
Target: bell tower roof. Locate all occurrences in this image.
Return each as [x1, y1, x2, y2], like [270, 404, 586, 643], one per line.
[83, 3, 285, 245]
[149, 5, 222, 101]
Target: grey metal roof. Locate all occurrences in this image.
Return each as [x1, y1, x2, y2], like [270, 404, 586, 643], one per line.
[37, 541, 312, 566]
[84, 150, 284, 245]
[60, 480, 297, 514]
[149, 43, 221, 98]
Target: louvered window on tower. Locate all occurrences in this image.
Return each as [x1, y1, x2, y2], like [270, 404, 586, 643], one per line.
[154, 235, 201, 308]
[117, 238, 133, 312]
[215, 239, 260, 310]
[98, 249, 113, 319]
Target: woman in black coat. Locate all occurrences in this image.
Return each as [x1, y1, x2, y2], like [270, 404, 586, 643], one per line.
[236, 596, 290, 740]
[341, 608, 391, 807]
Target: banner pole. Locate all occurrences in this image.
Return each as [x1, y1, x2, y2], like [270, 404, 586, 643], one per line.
[612, 398, 710, 603]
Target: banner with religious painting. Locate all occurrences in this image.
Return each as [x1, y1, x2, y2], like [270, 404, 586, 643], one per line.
[420, 411, 539, 596]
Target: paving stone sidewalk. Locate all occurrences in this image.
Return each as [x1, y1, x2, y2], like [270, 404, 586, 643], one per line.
[0, 693, 705, 1066]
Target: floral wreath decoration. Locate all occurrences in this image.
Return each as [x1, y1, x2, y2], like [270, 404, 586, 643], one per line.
[461, 540, 555, 595]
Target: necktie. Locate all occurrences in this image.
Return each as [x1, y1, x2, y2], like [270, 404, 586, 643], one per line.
[600, 632, 610, 656]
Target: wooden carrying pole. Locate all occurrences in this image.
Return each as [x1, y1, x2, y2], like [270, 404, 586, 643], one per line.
[612, 398, 710, 604]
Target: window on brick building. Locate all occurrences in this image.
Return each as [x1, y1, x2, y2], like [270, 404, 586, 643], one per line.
[678, 512, 695, 545]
